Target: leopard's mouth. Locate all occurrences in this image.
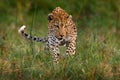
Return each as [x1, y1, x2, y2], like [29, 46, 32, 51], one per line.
[57, 35, 66, 40]
[57, 37, 63, 40]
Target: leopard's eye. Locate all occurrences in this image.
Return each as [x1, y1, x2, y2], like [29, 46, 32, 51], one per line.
[54, 24, 59, 28]
[64, 26, 67, 28]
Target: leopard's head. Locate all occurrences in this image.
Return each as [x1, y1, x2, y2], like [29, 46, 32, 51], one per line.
[48, 7, 72, 40]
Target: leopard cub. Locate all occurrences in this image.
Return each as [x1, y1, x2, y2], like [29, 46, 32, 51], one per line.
[18, 7, 77, 64]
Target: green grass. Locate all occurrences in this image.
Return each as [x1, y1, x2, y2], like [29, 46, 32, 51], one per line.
[0, 18, 120, 80]
[0, 1, 120, 79]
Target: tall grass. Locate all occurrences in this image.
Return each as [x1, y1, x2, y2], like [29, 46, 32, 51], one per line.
[0, 0, 120, 80]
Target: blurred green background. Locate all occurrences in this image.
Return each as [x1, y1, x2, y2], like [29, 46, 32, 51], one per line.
[0, 0, 120, 28]
[0, 0, 120, 80]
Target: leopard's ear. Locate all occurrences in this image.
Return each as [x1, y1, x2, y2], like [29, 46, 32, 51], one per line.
[48, 13, 53, 21]
[69, 15, 72, 18]
[66, 15, 72, 19]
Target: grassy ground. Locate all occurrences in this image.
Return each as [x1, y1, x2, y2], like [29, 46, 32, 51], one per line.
[0, 1, 120, 80]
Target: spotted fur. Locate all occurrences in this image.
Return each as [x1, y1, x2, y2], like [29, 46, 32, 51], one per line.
[18, 7, 77, 64]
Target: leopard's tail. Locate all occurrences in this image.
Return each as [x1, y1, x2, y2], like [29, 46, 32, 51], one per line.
[18, 25, 47, 43]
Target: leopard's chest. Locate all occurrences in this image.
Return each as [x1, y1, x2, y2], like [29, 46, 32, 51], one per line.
[48, 35, 67, 46]
[59, 39, 66, 46]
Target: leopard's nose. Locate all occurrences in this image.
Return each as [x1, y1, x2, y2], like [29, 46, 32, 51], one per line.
[60, 34, 64, 37]
[58, 35, 64, 40]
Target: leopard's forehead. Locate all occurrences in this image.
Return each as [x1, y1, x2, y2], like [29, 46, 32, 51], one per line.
[51, 7, 69, 19]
